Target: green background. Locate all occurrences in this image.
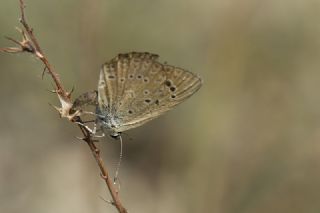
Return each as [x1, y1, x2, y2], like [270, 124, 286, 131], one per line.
[1, 0, 320, 212]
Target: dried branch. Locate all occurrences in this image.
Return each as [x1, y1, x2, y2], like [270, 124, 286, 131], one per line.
[76, 117, 128, 213]
[0, 1, 127, 212]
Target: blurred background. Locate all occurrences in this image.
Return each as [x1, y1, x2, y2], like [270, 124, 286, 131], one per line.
[1, 0, 320, 212]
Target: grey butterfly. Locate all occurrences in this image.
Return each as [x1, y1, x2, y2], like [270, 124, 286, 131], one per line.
[73, 52, 202, 137]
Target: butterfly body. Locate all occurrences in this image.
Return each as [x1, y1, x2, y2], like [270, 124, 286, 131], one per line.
[95, 106, 122, 136]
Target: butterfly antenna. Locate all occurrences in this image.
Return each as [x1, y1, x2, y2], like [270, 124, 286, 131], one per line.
[114, 134, 123, 189]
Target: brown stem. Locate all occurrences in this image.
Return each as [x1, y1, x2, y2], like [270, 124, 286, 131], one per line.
[88, 140, 127, 212]
[19, 0, 66, 97]
[1, 1, 128, 212]
[19, 0, 42, 53]
[77, 119, 128, 213]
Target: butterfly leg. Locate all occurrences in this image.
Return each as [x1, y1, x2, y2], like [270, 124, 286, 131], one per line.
[92, 122, 105, 138]
[74, 120, 105, 138]
[75, 121, 95, 133]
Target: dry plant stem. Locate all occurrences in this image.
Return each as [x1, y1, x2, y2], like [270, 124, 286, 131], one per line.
[77, 118, 128, 213]
[1, 1, 128, 213]
[19, 0, 66, 97]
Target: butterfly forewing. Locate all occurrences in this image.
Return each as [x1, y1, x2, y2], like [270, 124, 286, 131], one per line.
[98, 62, 118, 112]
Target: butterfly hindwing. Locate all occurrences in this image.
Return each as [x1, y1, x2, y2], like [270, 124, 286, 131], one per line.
[120, 65, 201, 130]
[97, 52, 202, 132]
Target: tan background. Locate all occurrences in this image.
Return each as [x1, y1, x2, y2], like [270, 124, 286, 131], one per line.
[1, 0, 320, 212]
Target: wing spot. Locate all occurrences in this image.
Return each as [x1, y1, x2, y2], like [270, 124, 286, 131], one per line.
[144, 99, 152, 104]
[155, 99, 160, 105]
[137, 75, 143, 79]
[108, 75, 115, 79]
[128, 110, 133, 114]
[170, 86, 176, 92]
[144, 90, 150, 95]
[171, 94, 176, 99]
[164, 80, 172, 87]
[120, 78, 125, 82]
[129, 74, 134, 79]
[144, 77, 149, 83]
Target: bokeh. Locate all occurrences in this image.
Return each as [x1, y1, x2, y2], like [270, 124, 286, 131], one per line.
[1, 0, 320, 212]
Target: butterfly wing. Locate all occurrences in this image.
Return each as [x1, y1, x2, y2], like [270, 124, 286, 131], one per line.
[98, 52, 160, 113]
[118, 63, 202, 131]
[98, 52, 202, 132]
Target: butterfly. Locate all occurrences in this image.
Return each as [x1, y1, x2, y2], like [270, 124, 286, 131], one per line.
[72, 52, 202, 137]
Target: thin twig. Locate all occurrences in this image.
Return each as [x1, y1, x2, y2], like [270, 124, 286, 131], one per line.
[19, 0, 42, 54]
[76, 117, 127, 213]
[1, 1, 128, 212]
[19, 0, 65, 97]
